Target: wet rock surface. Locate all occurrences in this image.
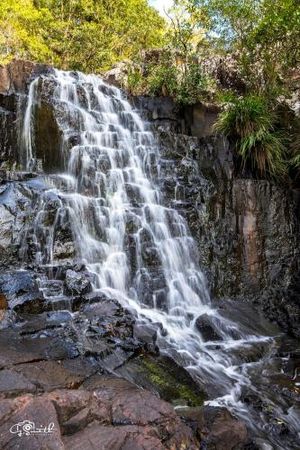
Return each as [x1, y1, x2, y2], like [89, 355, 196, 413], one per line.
[0, 60, 52, 169]
[0, 289, 205, 450]
[195, 314, 223, 342]
[177, 405, 249, 450]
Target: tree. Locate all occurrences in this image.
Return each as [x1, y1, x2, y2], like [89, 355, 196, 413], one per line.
[187, 0, 300, 93]
[0, 0, 166, 72]
[0, 0, 54, 64]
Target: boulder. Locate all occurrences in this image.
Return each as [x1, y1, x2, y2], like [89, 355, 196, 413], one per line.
[177, 405, 248, 450]
[115, 354, 206, 407]
[0, 379, 199, 449]
[103, 61, 130, 88]
[0, 271, 46, 314]
[195, 314, 223, 342]
[201, 406, 248, 449]
[65, 270, 92, 296]
[133, 323, 157, 347]
[12, 360, 85, 392]
[0, 395, 63, 450]
[0, 369, 36, 396]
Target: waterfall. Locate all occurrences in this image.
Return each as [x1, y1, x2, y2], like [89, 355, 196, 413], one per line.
[21, 70, 299, 448]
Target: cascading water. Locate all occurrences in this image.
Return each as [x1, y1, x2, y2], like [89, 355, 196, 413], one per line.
[21, 69, 299, 449]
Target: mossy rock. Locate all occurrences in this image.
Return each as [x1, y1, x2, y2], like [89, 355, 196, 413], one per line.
[116, 353, 206, 407]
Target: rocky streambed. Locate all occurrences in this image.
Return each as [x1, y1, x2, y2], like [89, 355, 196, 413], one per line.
[0, 60, 299, 450]
[0, 257, 250, 449]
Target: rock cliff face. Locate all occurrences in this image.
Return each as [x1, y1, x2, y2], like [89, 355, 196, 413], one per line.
[0, 61, 300, 450]
[0, 60, 257, 450]
[0, 60, 299, 338]
[0, 60, 52, 169]
[132, 96, 300, 338]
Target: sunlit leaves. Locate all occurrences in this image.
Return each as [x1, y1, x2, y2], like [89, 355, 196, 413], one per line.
[0, 0, 166, 72]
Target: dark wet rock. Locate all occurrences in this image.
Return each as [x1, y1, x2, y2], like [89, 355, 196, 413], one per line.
[178, 405, 248, 450]
[42, 280, 64, 298]
[253, 439, 274, 450]
[133, 322, 158, 348]
[135, 267, 168, 309]
[183, 102, 220, 138]
[52, 236, 75, 262]
[141, 245, 161, 268]
[0, 205, 15, 261]
[0, 271, 46, 314]
[0, 170, 37, 181]
[130, 96, 181, 133]
[0, 178, 48, 267]
[65, 270, 92, 296]
[0, 327, 79, 365]
[195, 314, 223, 342]
[8, 272, 40, 305]
[80, 294, 121, 313]
[0, 60, 51, 94]
[136, 96, 299, 337]
[0, 97, 19, 168]
[32, 90, 64, 172]
[199, 406, 248, 450]
[0, 61, 52, 169]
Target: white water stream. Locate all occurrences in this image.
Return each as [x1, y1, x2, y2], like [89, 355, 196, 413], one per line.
[21, 70, 299, 449]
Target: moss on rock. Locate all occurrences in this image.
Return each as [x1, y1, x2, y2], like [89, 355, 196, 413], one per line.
[116, 353, 206, 407]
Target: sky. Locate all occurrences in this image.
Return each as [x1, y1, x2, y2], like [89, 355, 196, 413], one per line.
[149, 0, 173, 17]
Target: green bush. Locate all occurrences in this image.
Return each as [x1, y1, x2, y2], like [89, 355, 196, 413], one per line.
[176, 63, 209, 105]
[290, 153, 300, 169]
[215, 94, 287, 177]
[141, 59, 211, 105]
[147, 64, 178, 97]
[126, 67, 145, 95]
[289, 125, 300, 171]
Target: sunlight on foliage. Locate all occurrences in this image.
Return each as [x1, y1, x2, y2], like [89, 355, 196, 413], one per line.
[215, 94, 287, 177]
[0, 0, 166, 72]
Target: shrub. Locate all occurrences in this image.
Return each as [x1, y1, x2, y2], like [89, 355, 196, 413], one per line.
[126, 67, 145, 95]
[147, 64, 178, 97]
[176, 63, 209, 105]
[215, 94, 287, 177]
[291, 153, 300, 169]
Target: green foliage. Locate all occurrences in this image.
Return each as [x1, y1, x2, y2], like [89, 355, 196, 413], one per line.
[125, 0, 213, 104]
[289, 129, 300, 171]
[127, 54, 211, 105]
[126, 67, 145, 95]
[0, 0, 166, 72]
[188, 0, 300, 92]
[176, 62, 209, 104]
[166, 0, 209, 58]
[215, 94, 287, 177]
[290, 153, 300, 169]
[147, 63, 178, 96]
